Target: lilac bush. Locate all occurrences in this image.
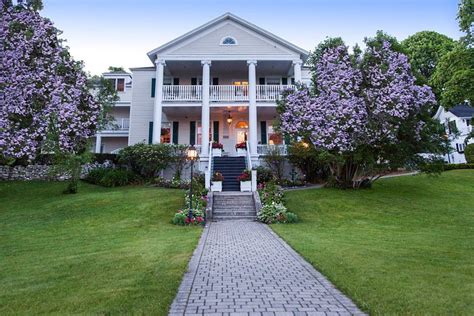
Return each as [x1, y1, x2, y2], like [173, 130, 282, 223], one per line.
[279, 38, 439, 188]
[0, 2, 101, 161]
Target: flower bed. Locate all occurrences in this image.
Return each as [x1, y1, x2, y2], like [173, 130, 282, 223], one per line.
[172, 177, 208, 226]
[257, 181, 298, 224]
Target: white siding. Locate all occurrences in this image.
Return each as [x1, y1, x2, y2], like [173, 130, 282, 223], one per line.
[129, 70, 155, 145]
[165, 21, 298, 58]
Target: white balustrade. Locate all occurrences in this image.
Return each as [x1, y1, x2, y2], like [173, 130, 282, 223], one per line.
[257, 144, 288, 156]
[256, 85, 295, 101]
[104, 118, 130, 131]
[210, 85, 248, 102]
[162, 85, 202, 101]
[161, 84, 295, 102]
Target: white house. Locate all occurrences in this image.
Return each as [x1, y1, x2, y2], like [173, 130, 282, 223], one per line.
[93, 13, 311, 189]
[434, 104, 473, 164]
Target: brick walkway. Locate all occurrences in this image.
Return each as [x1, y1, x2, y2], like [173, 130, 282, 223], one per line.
[169, 221, 364, 316]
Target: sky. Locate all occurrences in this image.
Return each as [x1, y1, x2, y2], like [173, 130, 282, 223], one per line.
[41, 0, 463, 75]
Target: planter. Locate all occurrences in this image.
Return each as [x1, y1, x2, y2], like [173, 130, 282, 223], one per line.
[236, 148, 247, 156]
[240, 180, 251, 192]
[212, 148, 222, 157]
[211, 181, 222, 192]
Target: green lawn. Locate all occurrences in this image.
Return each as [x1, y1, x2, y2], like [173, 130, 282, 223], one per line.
[273, 170, 474, 315]
[0, 181, 201, 315]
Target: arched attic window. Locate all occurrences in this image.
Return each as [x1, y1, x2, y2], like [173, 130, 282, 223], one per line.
[221, 36, 237, 45]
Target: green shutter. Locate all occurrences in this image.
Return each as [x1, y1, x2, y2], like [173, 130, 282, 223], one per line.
[172, 121, 179, 144]
[284, 134, 291, 145]
[213, 121, 219, 142]
[151, 78, 156, 97]
[189, 121, 196, 145]
[260, 121, 267, 144]
[148, 122, 153, 144]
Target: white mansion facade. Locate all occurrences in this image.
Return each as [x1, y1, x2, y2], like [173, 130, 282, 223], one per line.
[94, 13, 311, 167]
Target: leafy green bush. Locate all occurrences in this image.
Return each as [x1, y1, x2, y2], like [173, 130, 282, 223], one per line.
[258, 202, 297, 224]
[257, 181, 284, 205]
[118, 143, 173, 179]
[99, 169, 136, 187]
[287, 142, 329, 182]
[465, 144, 474, 163]
[443, 163, 474, 170]
[85, 168, 109, 185]
[172, 212, 187, 225]
[256, 166, 274, 184]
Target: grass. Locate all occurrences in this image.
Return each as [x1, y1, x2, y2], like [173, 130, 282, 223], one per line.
[272, 170, 474, 315]
[0, 181, 201, 315]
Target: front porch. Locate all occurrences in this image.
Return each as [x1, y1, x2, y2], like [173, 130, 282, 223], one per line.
[161, 106, 287, 158]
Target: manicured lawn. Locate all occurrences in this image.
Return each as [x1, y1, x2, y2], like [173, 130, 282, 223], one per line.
[272, 170, 474, 315]
[0, 181, 201, 315]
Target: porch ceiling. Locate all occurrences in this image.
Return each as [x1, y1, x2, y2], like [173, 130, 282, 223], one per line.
[165, 60, 293, 77]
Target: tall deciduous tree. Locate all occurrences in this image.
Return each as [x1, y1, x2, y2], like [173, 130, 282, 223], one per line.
[278, 38, 445, 188]
[401, 31, 457, 84]
[458, 0, 474, 44]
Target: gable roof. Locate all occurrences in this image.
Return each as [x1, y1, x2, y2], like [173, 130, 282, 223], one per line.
[449, 104, 474, 118]
[147, 12, 309, 63]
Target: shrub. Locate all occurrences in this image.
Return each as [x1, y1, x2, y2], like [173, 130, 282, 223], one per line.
[263, 146, 285, 181]
[172, 212, 187, 225]
[169, 144, 188, 180]
[286, 212, 299, 223]
[256, 166, 274, 184]
[173, 209, 205, 226]
[258, 181, 284, 205]
[118, 143, 173, 179]
[443, 163, 474, 170]
[465, 144, 474, 163]
[287, 142, 329, 183]
[85, 168, 109, 185]
[258, 202, 293, 224]
[99, 169, 136, 187]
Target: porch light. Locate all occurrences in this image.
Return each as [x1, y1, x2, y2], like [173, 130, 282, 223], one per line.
[187, 146, 198, 160]
[302, 142, 309, 148]
[235, 121, 248, 129]
[227, 115, 233, 125]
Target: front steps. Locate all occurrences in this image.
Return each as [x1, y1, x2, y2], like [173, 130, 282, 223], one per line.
[212, 192, 256, 221]
[213, 156, 246, 191]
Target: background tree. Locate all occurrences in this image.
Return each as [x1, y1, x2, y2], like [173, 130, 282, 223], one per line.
[430, 47, 474, 108]
[401, 31, 457, 85]
[457, 0, 474, 44]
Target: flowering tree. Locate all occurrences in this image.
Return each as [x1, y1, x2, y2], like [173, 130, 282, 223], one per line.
[279, 36, 444, 188]
[0, 1, 101, 162]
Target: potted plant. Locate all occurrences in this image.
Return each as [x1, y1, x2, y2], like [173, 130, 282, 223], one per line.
[237, 170, 251, 192]
[212, 142, 224, 157]
[235, 142, 247, 156]
[211, 171, 224, 192]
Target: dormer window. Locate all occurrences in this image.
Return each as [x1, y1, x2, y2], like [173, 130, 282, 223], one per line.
[107, 78, 125, 92]
[221, 36, 237, 45]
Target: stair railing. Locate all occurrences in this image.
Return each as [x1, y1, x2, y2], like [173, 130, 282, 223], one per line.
[205, 141, 213, 189]
[246, 141, 257, 192]
[245, 141, 252, 170]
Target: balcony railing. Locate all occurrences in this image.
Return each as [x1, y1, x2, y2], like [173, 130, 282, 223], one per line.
[162, 85, 294, 102]
[104, 118, 130, 131]
[163, 85, 202, 101]
[257, 144, 288, 156]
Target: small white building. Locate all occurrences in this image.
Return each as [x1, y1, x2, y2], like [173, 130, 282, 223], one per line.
[434, 104, 473, 164]
[94, 13, 311, 165]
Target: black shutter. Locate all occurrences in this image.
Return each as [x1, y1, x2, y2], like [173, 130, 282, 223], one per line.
[259, 77, 265, 85]
[173, 78, 180, 85]
[212, 77, 219, 85]
[172, 122, 179, 144]
[260, 121, 267, 144]
[291, 78, 295, 85]
[281, 77, 288, 85]
[151, 78, 156, 97]
[148, 122, 153, 144]
[213, 121, 219, 142]
[191, 78, 197, 85]
[189, 121, 196, 145]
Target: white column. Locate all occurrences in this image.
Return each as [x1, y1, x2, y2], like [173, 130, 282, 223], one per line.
[201, 60, 211, 156]
[153, 59, 165, 143]
[247, 60, 258, 156]
[293, 59, 302, 83]
[95, 134, 102, 153]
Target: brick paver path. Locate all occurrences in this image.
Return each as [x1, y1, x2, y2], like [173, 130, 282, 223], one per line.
[169, 221, 364, 316]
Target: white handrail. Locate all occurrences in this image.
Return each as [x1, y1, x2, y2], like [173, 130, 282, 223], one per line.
[245, 141, 252, 170]
[163, 85, 202, 101]
[210, 85, 248, 102]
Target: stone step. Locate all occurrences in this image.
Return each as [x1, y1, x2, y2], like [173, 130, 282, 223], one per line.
[214, 212, 256, 216]
[212, 216, 256, 221]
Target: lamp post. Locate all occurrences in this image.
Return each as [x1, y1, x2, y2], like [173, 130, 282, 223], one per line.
[187, 146, 198, 221]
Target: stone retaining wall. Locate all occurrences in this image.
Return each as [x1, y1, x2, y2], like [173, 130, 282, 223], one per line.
[0, 162, 113, 181]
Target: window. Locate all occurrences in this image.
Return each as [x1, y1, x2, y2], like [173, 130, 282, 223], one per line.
[456, 143, 465, 153]
[221, 36, 237, 45]
[160, 122, 171, 144]
[466, 119, 471, 126]
[447, 120, 458, 134]
[107, 78, 125, 92]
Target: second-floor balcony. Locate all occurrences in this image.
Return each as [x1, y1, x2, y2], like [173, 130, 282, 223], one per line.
[101, 118, 130, 133]
[162, 85, 295, 102]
